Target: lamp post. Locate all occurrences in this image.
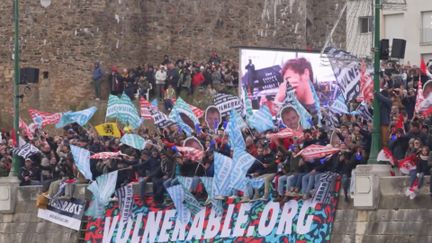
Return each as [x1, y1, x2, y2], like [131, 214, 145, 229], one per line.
[10, 0, 20, 176]
[368, 0, 382, 164]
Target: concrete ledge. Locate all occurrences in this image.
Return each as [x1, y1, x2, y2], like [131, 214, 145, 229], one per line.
[380, 176, 431, 196]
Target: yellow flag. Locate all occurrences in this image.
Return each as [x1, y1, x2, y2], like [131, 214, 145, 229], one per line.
[95, 122, 121, 138]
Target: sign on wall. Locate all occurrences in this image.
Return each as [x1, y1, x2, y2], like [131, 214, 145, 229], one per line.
[38, 198, 86, 231]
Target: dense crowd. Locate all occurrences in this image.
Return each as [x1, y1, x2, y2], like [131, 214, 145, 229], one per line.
[92, 53, 238, 102]
[2, 55, 432, 207]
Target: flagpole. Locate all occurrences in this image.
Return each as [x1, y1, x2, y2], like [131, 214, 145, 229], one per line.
[10, 0, 20, 176]
[368, 0, 381, 164]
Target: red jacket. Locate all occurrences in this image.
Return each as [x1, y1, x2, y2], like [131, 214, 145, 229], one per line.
[192, 72, 205, 87]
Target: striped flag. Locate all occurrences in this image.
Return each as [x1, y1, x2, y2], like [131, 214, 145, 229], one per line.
[139, 97, 153, 120]
[296, 144, 340, 162]
[247, 104, 274, 132]
[120, 134, 146, 150]
[214, 93, 243, 116]
[377, 148, 396, 166]
[70, 145, 92, 180]
[55, 106, 97, 128]
[174, 146, 205, 161]
[90, 151, 124, 160]
[28, 108, 62, 128]
[106, 93, 141, 129]
[94, 122, 121, 138]
[19, 119, 33, 140]
[266, 128, 304, 140]
[115, 184, 133, 224]
[415, 79, 425, 113]
[398, 154, 416, 175]
[225, 110, 246, 151]
[12, 142, 41, 159]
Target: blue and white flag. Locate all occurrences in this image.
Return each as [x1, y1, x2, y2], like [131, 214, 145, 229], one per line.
[106, 93, 142, 129]
[11, 142, 41, 159]
[242, 87, 254, 119]
[230, 109, 248, 129]
[229, 150, 256, 192]
[330, 94, 349, 114]
[166, 184, 191, 224]
[350, 101, 372, 121]
[150, 109, 176, 128]
[115, 184, 133, 224]
[55, 106, 97, 128]
[182, 188, 203, 216]
[177, 176, 195, 191]
[225, 110, 246, 151]
[200, 177, 223, 216]
[120, 134, 146, 150]
[213, 152, 234, 197]
[247, 104, 275, 132]
[169, 98, 199, 136]
[86, 171, 118, 217]
[150, 99, 158, 110]
[70, 145, 92, 180]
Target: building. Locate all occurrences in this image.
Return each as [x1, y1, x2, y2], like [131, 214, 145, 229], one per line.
[346, 0, 373, 59]
[381, 0, 432, 65]
[347, 0, 432, 65]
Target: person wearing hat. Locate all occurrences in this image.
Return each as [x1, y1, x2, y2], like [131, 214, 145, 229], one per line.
[19, 158, 41, 186]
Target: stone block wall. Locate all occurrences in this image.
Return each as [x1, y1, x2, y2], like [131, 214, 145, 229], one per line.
[0, 0, 346, 129]
[332, 176, 432, 243]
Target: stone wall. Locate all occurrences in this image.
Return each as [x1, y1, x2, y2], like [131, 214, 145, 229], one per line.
[0, 0, 346, 129]
[0, 185, 83, 243]
[332, 176, 432, 243]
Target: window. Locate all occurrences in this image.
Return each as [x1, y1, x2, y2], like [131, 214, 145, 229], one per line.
[359, 16, 373, 34]
[421, 11, 432, 43]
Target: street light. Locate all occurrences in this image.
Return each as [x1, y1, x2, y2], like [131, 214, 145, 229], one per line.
[368, 0, 382, 164]
[10, 0, 20, 176]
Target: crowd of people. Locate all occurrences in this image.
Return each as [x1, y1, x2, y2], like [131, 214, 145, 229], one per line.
[92, 53, 239, 102]
[1, 55, 432, 208]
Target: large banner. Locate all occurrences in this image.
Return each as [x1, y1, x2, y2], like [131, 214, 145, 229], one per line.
[37, 198, 86, 231]
[84, 181, 340, 242]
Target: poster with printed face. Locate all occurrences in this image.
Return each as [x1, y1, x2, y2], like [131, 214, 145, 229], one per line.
[183, 137, 204, 151]
[205, 106, 222, 131]
[280, 105, 301, 130]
